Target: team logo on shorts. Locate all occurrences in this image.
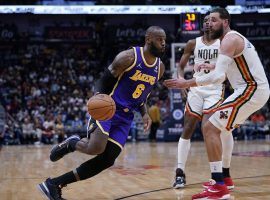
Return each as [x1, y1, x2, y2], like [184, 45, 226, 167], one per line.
[219, 111, 228, 119]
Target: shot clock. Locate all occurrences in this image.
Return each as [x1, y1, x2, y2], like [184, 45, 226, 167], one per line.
[181, 13, 201, 34]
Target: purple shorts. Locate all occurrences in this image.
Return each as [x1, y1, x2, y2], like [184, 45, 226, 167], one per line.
[97, 109, 134, 149]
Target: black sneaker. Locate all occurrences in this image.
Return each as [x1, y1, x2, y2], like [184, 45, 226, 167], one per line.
[50, 135, 80, 162]
[37, 178, 66, 200]
[173, 168, 186, 189]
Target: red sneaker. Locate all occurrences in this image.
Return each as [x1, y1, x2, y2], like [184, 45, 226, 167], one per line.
[192, 184, 230, 200]
[203, 178, 234, 190]
[224, 177, 234, 190]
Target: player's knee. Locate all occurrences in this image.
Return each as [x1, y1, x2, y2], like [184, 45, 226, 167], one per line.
[102, 142, 121, 167]
[202, 121, 220, 141]
[98, 151, 118, 169]
[202, 122, 212, 138]
[85, 143, 106, 155]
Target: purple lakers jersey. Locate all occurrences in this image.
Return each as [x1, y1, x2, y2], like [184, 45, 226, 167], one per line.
[110, 46, 161, 111]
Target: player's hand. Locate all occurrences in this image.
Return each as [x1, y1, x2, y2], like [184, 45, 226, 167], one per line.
[163, 77, 189, 89]
[197, 63, 215, 71]
[142, 113, 152, 132]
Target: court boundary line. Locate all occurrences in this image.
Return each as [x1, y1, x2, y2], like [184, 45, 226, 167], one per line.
[114, 174, 270, 200]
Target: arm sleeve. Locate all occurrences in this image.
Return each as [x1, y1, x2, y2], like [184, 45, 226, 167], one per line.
[195, 54, 233, 86]
[94, 69, 118, 94]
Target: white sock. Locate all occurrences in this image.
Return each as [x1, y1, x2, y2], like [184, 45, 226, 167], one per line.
[220, 130, 234, 168]
[210, 161, 223, 173]
[177, 138, 191, 170]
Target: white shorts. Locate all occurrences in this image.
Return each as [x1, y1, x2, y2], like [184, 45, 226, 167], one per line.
[185, 85, 225, 120]
[210, 86, 270, 131]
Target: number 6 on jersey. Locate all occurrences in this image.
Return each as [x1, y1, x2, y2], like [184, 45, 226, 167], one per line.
[132, 84, 145, 99]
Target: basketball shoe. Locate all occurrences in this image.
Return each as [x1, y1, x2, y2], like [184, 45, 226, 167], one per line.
[173, 168, 186, 189]
[203, 177, 234, 190]
[192, 181, 230, 200]
[38, 178, 66, 200]
[50, 135, 80, 162]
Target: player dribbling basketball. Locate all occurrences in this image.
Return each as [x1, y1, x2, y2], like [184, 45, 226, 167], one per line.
[38, 26, 166, 200]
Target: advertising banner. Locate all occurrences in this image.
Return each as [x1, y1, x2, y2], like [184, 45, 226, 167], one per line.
[157, 89, 184, 141]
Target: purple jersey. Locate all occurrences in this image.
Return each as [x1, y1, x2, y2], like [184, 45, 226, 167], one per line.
[111, 46, 161, 111]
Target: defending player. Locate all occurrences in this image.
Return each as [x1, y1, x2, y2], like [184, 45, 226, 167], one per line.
[38, 26, 166, 200]
[164, 8, 270, 199]
[173, 15, 234, 190]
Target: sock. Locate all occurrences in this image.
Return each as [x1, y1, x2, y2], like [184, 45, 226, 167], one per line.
[210, 161, 224, 184]
[51, 171, 77, 186]
[221, 130, 234, 169]
[222, 167, 230, 178]
[177, 138, 191, 170]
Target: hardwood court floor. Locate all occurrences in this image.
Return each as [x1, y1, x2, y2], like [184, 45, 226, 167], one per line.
[0, 140, 270, 200]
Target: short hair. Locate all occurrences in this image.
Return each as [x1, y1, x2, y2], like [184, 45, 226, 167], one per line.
[210, 7, 231, 25]
[145, 26, 164, 37]
[202, 11, 210, 22]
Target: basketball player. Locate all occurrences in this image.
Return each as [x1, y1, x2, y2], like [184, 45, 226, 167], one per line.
[173, 14, 234, 190]
[38, 26, 166, 200]
[164, 8, 270, 199]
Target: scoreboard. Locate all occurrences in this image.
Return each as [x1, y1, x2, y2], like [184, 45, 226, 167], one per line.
[181, 13, 201, 32]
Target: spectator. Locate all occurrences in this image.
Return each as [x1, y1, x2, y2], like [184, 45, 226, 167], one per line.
[148, 100, 161, 141]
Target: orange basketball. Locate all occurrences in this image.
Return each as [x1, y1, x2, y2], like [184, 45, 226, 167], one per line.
[87, 94, 116, 121]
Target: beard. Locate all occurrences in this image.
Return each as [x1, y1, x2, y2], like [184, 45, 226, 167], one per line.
[211, 25, 224, 39]
[149, 42, 164, 58]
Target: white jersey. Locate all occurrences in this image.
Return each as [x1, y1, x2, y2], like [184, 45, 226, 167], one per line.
[191, 36, 222, 91]
[209, 31, 269, 131]
[225, 31, 269, 91]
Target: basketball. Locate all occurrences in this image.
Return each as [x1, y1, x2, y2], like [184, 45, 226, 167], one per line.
[87, 94, 116, 121]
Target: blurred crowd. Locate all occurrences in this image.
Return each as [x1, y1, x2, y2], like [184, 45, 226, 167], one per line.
[0, 44, 98, 145]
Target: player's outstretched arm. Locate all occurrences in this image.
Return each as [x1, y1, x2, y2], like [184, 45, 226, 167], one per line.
[164, 34, 240, 89]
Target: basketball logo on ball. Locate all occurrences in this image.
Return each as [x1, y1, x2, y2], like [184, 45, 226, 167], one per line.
[87, 94, 116, 121]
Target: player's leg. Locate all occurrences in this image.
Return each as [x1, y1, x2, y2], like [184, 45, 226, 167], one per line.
[201, 87, 235, 190]
[50, 118, 110, 162]
[38, 141, 121, 200]
[39, 110, 133, 199]
[173, 90, 202, 189]
[220, 130, 234, 189]
[192, 88, 269, 199]
[201, 113, 234, 190]
[192, 120, 230, 200]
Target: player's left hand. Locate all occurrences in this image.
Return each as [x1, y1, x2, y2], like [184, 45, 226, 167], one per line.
[142, 113, 152, 132]
[163, 77, 189, 89]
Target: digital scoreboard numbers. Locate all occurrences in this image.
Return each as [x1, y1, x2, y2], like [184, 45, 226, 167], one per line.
[181, 13, 201, 34]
